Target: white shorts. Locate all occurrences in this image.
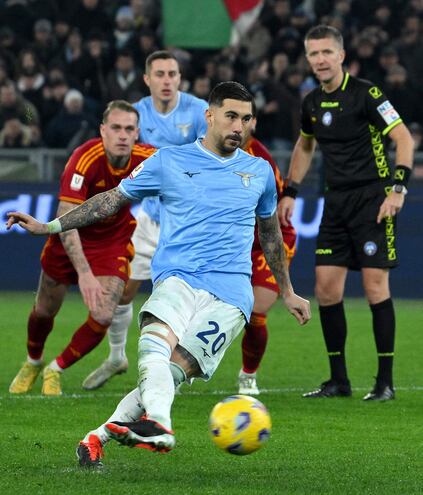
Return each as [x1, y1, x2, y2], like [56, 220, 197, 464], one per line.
[139, 276, 246, 380]
[130, 208, 160, 281]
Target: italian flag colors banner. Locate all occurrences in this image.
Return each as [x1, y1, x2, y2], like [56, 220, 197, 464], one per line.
[162, 0, 264, 48]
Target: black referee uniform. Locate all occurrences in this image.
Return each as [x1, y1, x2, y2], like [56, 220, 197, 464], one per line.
[301, 72, 402, 270]
[299, 71, 407, 400]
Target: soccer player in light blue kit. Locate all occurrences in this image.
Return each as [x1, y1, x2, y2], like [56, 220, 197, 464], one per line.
[82, 51, 209, 389]
[7, 82, 311, 467]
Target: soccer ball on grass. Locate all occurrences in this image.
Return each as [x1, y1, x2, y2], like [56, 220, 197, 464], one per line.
[208, 394, 271, 455]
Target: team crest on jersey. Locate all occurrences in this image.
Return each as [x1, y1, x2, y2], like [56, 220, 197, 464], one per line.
[129, 163, 144, 179]
[176, 123, 192, 138]
[369, 86, 382, 99]
[234, 171, 256, 188]
[322, 111, 332, 126]
[363, 241, 377, 256]
[70, 173, 84, 191]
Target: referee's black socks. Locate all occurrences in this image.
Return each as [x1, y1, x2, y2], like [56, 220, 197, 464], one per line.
[319, 301, 349, 384]
[370, 298, 395, 387]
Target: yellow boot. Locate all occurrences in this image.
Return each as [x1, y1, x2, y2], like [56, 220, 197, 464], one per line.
[41, 367, 62, 396]
[9, 362, 43, 394]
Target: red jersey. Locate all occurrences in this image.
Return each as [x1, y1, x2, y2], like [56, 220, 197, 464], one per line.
[244, 136, 296, 252]
[58, 137, 155, 248]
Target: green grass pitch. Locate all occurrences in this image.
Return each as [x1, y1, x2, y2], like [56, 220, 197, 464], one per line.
[1, 292, 422, 494]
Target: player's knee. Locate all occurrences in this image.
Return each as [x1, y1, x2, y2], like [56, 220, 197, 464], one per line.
[315, 283, 342, 306]
[33, 303, 58, 319]
[90, 310, 114, 328]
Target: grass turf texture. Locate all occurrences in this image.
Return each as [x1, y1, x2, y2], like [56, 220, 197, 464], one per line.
[1, 292, 422, 494]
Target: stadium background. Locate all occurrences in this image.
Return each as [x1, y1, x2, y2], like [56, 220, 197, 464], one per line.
[1, 0, 422, 296]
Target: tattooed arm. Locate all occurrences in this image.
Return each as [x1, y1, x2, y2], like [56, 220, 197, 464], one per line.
[57, 200, 104, 311]
[6, 187, 130, 235]
[257, 213, 311, 325]
[57, 201, 92, 275]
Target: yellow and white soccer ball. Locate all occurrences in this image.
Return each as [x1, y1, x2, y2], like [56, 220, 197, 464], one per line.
[208, 395, 271, 455]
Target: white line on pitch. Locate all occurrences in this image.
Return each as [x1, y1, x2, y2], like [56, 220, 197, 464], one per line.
[1, 385, 423, 400]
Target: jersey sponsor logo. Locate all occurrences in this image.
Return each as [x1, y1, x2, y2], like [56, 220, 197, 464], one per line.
[321, 102, 339, 108]
[176, 123, 192, 138]
[70, 173, 84, 191]
[183, 171, 201, 178]
[322, 111, 332, 126]
[146, 127, 155, 133]
[369, 86, 382, 99]
[315, 248, 332, 255]
[363, 241, 377, 256]
[95, 179, 106, 187]
[376, 101, 400, 125]
[129, 163, 144, 179]
[234, 171, 256, 188]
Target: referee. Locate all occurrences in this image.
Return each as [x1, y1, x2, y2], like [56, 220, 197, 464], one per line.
[280, 25, 414, 401]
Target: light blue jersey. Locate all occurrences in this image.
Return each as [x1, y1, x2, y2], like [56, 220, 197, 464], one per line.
[133, 91, 208, 222]
[118, 139, 277, 318]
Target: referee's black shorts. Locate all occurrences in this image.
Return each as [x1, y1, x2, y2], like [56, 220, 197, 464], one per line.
[315, 182, 399, 270]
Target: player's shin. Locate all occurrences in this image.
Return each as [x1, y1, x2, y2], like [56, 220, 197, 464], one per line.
[137, 329, 174, 430]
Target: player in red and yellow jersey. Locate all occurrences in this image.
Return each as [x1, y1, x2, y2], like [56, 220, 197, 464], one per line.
[9, 100, 155, 396]
[238, 115, 297, 395]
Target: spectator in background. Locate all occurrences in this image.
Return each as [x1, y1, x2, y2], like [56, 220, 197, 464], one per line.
[0, 80, 40, 129]
[247, 58, 294, 150]
[40, 73, 70, 125]
[60, 27, 84, 78]
[367, 46, 399, 88]
[271, 52, 289, 84]
[113, 6, 136, 51]
[127, 28, 159, 71]
[0, 116, 38, 148]
[0, 0, 35, 41]
[384, 64, 422, 126]
[44, 88, 97, 148]
[348, 35, 378, 79]
[239, 19, 272, 64]
[190, 75, 211, 101]
[16, 48, 45, 111]
[68, 0, 112, 40]
[130, 0, 160, 32]
[78, 30, 112, 105]
[105, 49, 144, 103]
[31, 18, 58, 67]
[53, 16, 71, 50]
[396, 15, 423, 89]
[0, 27, 20, 76]
[261, 0, 291, 36]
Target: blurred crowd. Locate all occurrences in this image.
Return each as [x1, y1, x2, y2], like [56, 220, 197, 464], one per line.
[0, 0, 422, 152]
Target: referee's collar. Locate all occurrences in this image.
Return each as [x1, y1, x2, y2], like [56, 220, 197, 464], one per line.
[321, 71, 350, 93]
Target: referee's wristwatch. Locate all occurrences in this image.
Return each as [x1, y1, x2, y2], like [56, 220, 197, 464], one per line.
[393, 184, 408, 195]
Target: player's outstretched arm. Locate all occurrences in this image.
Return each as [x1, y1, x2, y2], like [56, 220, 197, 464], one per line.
[7, 187, 130, 235]
[257, 213, 311, 325]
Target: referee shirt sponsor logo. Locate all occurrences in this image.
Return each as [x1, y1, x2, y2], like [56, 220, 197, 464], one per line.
[376, 101, 400, 126]
[322, 112, 332, 126]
